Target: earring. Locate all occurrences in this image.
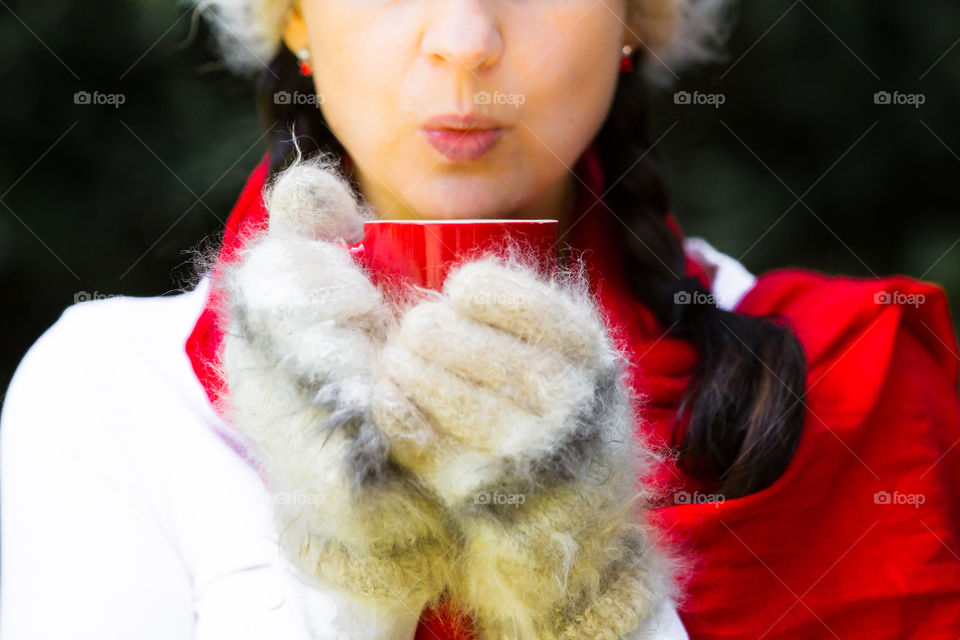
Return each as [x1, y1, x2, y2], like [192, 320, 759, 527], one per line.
[619, 44, 633, 73]
[297, 48, 312, 76]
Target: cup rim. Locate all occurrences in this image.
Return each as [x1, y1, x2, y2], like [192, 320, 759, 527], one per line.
[363, 218, 558, 225]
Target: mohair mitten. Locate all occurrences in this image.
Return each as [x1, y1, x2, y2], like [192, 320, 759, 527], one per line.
[217, 158, 457, 633]
[219, 157, 675, 640]
[372, 257, 673, 640]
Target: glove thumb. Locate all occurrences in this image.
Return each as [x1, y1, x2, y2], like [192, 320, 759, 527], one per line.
[265, 157, 369, 243]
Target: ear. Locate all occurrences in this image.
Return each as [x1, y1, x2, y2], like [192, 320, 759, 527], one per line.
[620, 0, 641, 49]
[620, 11, 643, 53]
[281, 1, 310, 54]
[624, 0, 678, 55]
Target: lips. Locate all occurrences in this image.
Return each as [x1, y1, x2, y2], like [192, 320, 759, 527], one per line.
[420, 113, 506, 162]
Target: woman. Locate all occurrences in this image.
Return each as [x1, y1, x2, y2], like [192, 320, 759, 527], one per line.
[1, 0, 958, 638]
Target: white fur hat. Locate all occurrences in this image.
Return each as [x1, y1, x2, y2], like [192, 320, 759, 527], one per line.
[186, 0, 736, 85]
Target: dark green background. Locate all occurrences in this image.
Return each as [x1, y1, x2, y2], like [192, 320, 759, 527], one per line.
[1, 0, 958, 396]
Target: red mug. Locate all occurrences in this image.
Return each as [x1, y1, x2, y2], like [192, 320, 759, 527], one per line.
[347, 219, 559, 293]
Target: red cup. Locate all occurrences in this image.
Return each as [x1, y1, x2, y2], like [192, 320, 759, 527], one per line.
[347, 219, 559, 293]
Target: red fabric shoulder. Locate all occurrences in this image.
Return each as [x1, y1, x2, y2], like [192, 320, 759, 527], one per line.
[651, 266, 960, 639]
[736, 269, 960, 436]
[734, 267, 959, 430]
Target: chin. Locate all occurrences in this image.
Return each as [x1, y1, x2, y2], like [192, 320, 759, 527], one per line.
[411, 182, 528, 221]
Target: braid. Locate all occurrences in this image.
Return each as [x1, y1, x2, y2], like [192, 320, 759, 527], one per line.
[594, 51, 807, 497]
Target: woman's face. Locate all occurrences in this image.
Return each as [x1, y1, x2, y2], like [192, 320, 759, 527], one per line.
[284, 0, 632, 221]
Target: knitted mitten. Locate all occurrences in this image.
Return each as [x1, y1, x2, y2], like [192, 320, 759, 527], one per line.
[220, 158, 674, 640]
[217, 158, 456, 635]
[372, 257, 673, 640]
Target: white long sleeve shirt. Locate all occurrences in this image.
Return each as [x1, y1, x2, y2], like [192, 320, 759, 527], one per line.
[0, 236, 755, 640]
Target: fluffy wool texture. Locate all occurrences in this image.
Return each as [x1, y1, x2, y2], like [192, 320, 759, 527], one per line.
[217, 157, 674, 639]
[184, 0, 736, 86]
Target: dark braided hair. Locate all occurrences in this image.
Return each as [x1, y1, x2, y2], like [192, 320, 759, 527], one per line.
[253, 46, 808, 499]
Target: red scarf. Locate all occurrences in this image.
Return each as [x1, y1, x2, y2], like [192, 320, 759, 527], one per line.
[185, 147, 960, 639]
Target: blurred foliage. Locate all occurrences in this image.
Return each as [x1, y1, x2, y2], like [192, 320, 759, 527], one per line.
[1, 0, 958, 394]
[649, 1, 960, 326]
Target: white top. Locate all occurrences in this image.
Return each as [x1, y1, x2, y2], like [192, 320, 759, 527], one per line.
[0, 236, 755, 640]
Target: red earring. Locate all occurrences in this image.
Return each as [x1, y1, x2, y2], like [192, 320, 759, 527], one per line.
[620, 44, 633, 73]
[297, 48, 312, 76]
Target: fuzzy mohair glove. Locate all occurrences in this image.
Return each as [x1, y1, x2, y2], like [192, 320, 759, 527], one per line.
[372, 257, 672, 640]
[218, 157, 674, 640]
[218, 159, 457, 636]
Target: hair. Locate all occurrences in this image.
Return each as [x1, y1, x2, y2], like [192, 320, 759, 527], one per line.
[249, 39, 806, 499]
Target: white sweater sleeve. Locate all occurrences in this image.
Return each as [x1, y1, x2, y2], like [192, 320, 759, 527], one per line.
[0, 291, 423, 640]
[0, 305, 195, 639]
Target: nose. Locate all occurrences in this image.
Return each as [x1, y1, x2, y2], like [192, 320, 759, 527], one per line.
[421, 0, 503, 73]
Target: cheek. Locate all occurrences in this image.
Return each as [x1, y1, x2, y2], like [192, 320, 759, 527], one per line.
[508, 1, 623, 162]
[302, 1, 415, 162]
